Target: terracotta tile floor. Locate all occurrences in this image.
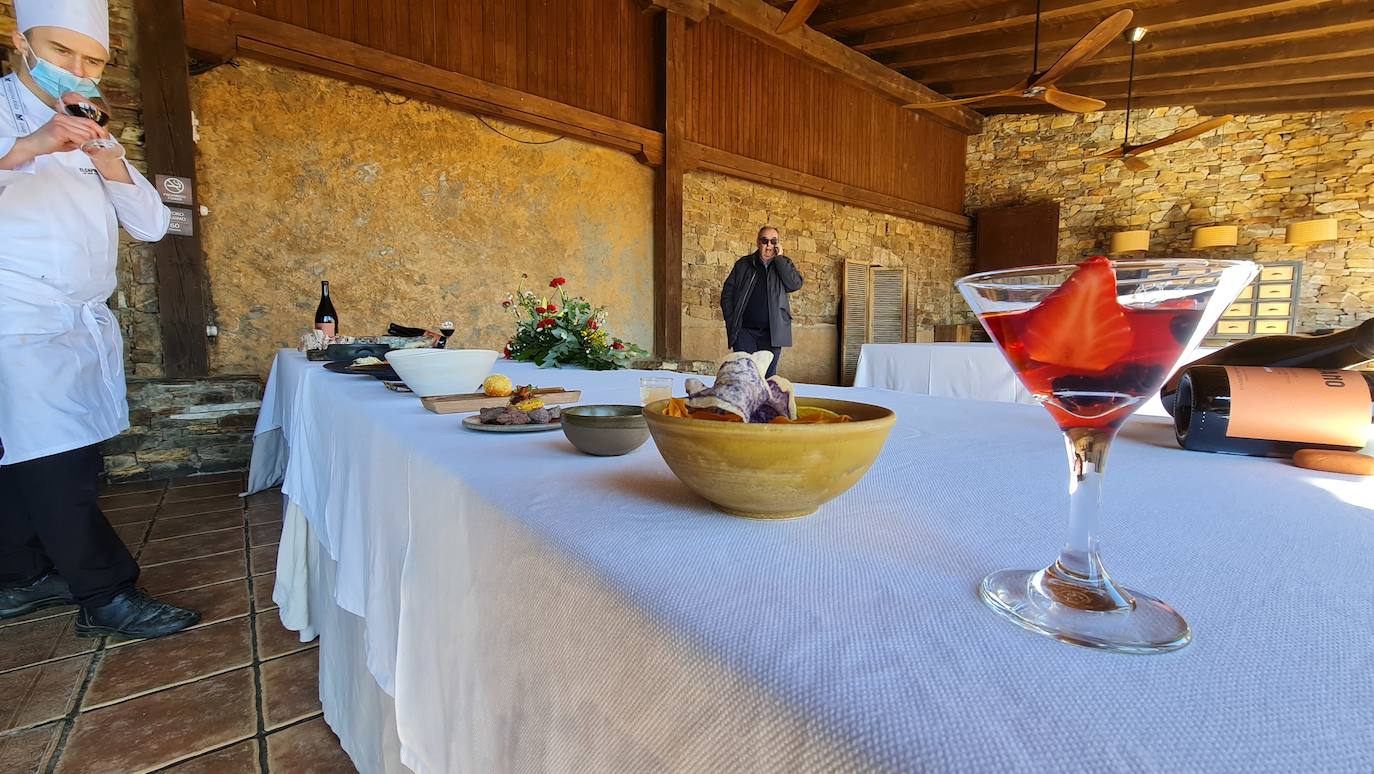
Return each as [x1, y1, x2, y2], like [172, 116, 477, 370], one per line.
[0, 474, 357, 773]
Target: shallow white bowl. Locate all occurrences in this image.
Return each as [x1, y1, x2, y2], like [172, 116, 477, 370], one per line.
[385, 349, 498, 397]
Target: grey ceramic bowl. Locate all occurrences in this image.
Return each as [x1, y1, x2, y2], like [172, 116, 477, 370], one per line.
[561, 405, 650, 457]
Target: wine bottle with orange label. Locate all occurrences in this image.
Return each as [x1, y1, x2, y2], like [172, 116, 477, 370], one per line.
[1174, 366, 1374, 457]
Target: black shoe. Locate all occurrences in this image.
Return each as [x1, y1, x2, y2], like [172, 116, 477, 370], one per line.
[75, 588, 200, 639]
[0, 572, 76, 620]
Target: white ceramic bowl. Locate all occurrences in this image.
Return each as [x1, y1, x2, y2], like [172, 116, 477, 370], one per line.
[385, 349, 499, 397]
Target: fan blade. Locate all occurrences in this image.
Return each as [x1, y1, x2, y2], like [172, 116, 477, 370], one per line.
[1041, 87, 1105, 113]
[1124, 115, 1233, 157]
[776, 0, 821, 34]
[902, 92, 1007, 110]
[1121, 156, 1151, 172]
[904, 81, 1026, 111]
[1030, 9, 1134, 88]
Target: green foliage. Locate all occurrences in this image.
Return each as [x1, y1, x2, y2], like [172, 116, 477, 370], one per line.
[501, 276, 648, 370]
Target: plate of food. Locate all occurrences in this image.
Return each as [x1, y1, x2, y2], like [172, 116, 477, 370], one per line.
[462, 413, 562, 433]
[323, 357, 401, 380]
[461, 384, 564, 432]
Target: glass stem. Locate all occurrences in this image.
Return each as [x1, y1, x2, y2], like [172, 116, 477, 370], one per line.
[1035, 427, 1134, 612]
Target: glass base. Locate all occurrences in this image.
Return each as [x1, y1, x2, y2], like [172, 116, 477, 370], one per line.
[979, 568, 1191, 654]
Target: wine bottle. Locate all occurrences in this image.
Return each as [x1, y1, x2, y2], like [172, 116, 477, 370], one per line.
[314, 281, 339, 336]
[1160, 319, 1374, 415]
[1174, 366, 1374, 457]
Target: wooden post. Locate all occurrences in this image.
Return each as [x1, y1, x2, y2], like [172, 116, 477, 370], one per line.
[136, 0, 210, 377]
[654, 12, 686, 358]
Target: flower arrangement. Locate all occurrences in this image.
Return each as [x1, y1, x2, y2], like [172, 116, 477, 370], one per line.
[502, 275, 647, 369]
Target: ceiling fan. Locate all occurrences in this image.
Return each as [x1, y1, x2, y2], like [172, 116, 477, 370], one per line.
[776, 0, 821, 34]
[904, 4, 1134, 114]
[1094, 27, 1231, 170]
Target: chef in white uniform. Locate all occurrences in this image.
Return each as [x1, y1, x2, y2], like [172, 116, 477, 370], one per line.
[0, 0, 198, 639]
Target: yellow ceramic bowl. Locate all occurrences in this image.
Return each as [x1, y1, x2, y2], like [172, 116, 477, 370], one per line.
[643, 398, 896, 519]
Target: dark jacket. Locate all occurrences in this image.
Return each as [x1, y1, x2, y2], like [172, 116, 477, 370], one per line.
[720, 251, 804, 348]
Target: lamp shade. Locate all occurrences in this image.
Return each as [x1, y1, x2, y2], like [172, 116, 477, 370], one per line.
[1109, 230, 1150, 253]
[1191, 224, 1239, 249]
[1285, 218, 1337, 245]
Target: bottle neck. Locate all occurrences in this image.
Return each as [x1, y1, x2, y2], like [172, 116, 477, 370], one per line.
[321, 282, 330, 298]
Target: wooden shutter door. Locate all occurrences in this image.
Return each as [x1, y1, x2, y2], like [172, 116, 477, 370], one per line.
[869, 268, 907, 345]
[840, 260, 870, 386]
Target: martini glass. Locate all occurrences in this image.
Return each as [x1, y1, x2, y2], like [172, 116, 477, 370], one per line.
[956, 258, 1256, 653]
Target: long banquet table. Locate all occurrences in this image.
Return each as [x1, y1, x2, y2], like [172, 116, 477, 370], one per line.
[250, 349, 1374, 773]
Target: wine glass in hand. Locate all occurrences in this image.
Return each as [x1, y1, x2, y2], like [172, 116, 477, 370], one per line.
[59, 91, 124, 162]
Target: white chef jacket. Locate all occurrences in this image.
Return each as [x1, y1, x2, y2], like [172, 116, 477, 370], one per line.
[0, 73, 171, 465]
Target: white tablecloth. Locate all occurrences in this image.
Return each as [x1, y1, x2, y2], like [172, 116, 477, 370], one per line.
[251, 349, 1374, 773]
[853, 342, 1036, 404]
[854, 342, 1219, 417]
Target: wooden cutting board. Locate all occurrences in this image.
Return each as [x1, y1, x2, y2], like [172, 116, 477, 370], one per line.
[420, 388, 581, 415]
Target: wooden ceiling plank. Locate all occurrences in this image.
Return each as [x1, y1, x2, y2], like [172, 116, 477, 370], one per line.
[848, 0, 1127, 52]
[705, 0, 982, 133]
[933, 42, 1374, 95]
[1195, 94, 1374, 113]
[903, 0, 1374, 82]
[945, 53, 1374, 98]
[887, 0, 1352, 71]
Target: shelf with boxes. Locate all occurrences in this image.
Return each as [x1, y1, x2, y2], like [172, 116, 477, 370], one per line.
[1209, 261, 1302, 341]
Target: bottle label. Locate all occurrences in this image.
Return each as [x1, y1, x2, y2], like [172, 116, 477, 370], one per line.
[1224, 367, 1369, 447]
[315, 322, 336, 337]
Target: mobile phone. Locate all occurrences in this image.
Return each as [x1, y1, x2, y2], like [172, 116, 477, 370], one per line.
[65, 101, 110, 127]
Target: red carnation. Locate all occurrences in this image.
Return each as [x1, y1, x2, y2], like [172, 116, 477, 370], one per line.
[612, 342, 625, 350]
[535, 306, 546, 315]
[546, 304, 557, 313]
[502, 345, 511, 357]
[550, 277, 567, 288]
[539, 318, 557, 329]
[587, 320, 598, 330]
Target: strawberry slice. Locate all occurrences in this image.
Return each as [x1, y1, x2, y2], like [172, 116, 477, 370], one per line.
[1021, 256, 1134, 372]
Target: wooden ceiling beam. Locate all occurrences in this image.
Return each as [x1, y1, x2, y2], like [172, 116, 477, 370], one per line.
[704, 0, 982, 133]
[890, 0, 1352, 70]
[846, 0, 1127, 52]
[902, 1, 1374, 83]
[808, 1, 958, 35]
[980, 75, 1374, 111]
[931, 42, 1374, 96]
[1194, 95, 1374, 114]
[638, 0, 712, 22]
[945, 55, 1374, 102]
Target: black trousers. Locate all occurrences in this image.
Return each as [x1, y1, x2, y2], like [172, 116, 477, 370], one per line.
[733, 327, 782, 378]
[0, 444, 139, 607]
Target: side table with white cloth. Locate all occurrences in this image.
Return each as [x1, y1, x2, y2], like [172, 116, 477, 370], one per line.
[854, 341, 1218, 417]
[248, 349, 1373, 774]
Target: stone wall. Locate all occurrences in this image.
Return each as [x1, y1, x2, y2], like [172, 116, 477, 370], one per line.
[189, 60, 656, 377]
[105, 377, 263, 481]
[681, 171, 965, 385]
[2, 0, 165, 377]
[966, 108, 1374, 332]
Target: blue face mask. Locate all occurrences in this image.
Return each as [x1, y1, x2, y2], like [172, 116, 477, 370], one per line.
[22, 41, 103, 100]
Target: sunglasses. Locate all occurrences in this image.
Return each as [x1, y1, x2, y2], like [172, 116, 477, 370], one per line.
[758, 238, 780, 246]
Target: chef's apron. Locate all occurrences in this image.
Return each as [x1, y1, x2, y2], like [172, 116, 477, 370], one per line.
[0, 74, 129, 465]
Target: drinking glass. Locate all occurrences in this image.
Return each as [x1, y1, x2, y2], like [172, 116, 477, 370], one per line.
[639, 377, 673, 407]
[60, 89, 123, 161]
[956, 258, 1256, 653]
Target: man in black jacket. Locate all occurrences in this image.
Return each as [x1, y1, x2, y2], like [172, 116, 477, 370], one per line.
[719, 226, 804, 378]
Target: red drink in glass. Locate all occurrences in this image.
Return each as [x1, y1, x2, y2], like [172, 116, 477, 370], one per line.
[981, 305, 1204, 430]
